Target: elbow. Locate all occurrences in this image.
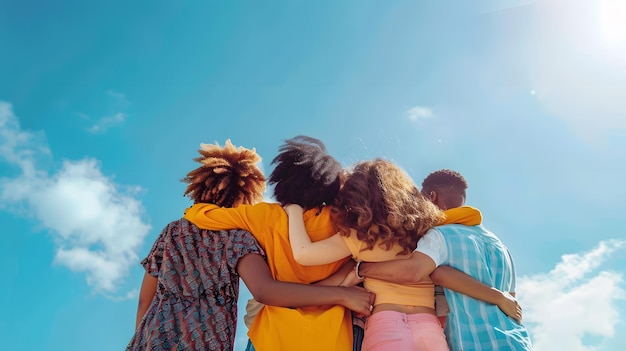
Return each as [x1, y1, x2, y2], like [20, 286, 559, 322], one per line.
[397, 267, 427, 284]
[250, 290, 267, 305]
[429, 270, 444, 285]
[292, 249, 317, 266]
[250, 289, 276, 306]
[292, 252, 308, 266]
[247, 279, 278, 306]
[248, 283, 264, 303]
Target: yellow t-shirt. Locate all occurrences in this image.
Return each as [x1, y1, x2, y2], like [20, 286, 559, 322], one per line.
[183, 203, 352, 351]
[342, 206, 483, 308]
[342, 232, 435, 307]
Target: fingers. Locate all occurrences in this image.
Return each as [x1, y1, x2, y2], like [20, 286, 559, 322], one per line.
[358, 303, 372, 317]
[348, 288, 375, 316]
[361, 292, 376, 316]
[365, 292, 376, 316]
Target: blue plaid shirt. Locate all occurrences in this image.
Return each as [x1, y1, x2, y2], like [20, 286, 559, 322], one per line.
[417, 224, 534, 351]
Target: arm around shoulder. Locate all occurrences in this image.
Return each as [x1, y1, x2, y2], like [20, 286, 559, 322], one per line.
[284, 204, 352, 266]
[183, 202, 264, 233]
[183, 203, 220, 227]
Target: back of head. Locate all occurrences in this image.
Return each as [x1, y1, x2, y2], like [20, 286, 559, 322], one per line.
[421, 169, 468, 210]
[268, 135, 342, 209]
[182, 139, 266, 208]
[331, 158, 444, 255]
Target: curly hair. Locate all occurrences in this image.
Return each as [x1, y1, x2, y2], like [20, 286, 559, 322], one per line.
[182, 139, 266, 207]
[331, 159, 445, 255]
[269, 135, 342, 209]
[421, 169, 468, 206]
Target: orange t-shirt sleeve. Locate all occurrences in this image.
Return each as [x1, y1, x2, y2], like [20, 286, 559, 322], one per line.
[183, 203, 274, 246]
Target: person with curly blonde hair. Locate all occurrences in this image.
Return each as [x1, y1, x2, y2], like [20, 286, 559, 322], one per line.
[285, 159, 494, 351]
[357, 169, 533, 351]
[127, 140, 374, 351]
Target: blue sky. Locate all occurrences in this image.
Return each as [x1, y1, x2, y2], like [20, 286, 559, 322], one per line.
[1, 1, 625, 350]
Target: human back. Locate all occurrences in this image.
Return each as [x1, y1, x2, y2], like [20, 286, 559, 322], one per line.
[128, 140, 267, 351]
[286, 158, 453, 351]
[433, 223, 532, 350]
[419, 169, 533, 350]
[183, 136, 354, 351]
[242, 203, 352, 350]
[332, 159, 444, 312]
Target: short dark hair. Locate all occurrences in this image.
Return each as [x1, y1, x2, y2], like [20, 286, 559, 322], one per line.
[268, 135, 342, 209]
[421, 169, 468, 202]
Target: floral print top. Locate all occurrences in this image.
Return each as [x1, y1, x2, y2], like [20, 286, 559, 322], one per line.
[126, 218, 264, 351]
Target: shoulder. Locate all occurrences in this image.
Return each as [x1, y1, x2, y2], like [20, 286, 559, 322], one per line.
[415, 229, 447, 266]
[227, 228, 257, 239]
[251, 201, 280, 210]
[435, 223, 480, 234]
[302, 207, 335, 236]
[418, 228, 445, 248]
[159, 218, 188, 235]
[242, 202, 283, 218]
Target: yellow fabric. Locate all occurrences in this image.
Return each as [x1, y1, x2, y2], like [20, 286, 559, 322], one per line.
[342, 233, 435, 307]
[442, 206, 482, 226]
[183, 203, 352, 351]
[341, 205, 483, 308]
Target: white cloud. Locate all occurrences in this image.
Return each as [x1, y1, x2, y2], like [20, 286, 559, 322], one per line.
[83, 90, 130, 134]
[0, 102, 150, 296]
[106, 89, 128, 103]
[0, 102, 50, 176]
[87, 112, 128, 134]
[405, 105, 434, 122]
[518, 239, 626, 351]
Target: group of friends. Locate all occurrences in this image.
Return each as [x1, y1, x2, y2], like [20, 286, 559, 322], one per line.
[125, 135, 534, 351]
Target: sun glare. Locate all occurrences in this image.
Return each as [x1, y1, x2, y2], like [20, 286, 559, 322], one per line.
[599, 0, 626, 53]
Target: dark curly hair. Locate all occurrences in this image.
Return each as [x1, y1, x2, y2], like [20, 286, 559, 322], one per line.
[269, 135, 342, 209]
[182, 139, 266, 207]
[421, 169, 468, 208]
[331, 159, 444, 255]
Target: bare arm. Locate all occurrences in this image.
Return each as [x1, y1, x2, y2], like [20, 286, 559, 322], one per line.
[313, 259, 358, 287]
[237, 253, 375, 316]
[242, 259, 362, 322]
[430, 266, 522, 323]
[135, 273, 157, 329]
[284, 204, 352, 265]
[358, 251, 437, 284]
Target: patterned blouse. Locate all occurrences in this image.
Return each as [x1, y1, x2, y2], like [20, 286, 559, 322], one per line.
[126, 218, 264, 351]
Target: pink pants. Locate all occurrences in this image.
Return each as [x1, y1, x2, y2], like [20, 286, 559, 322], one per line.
[362, 311, 449, 351]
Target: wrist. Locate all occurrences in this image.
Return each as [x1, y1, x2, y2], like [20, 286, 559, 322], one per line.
[340, 286, 354, 307]
[492, 287, 506, 305]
